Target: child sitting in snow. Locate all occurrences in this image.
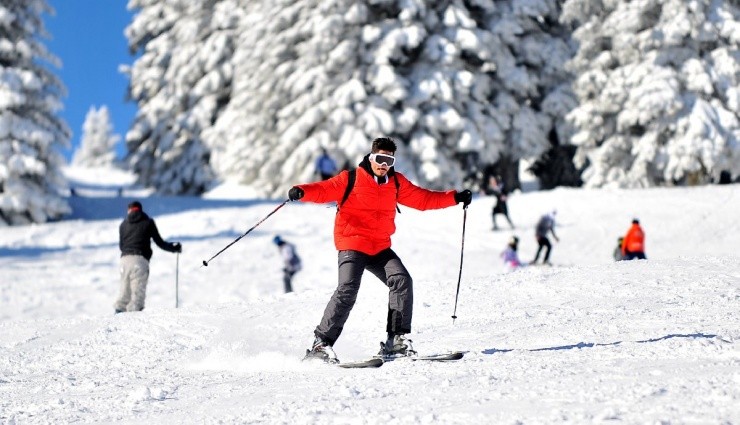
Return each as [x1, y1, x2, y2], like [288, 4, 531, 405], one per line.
[613, 236, 624, 261]
[500, 236, 526, 270]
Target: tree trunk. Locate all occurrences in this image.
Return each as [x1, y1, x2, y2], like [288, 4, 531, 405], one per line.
[529, 130, 583, 189]
[480, 156, 520, 193]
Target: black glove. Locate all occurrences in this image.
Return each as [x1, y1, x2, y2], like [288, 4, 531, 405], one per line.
[454, 190, 472, 208]
[288, 186, 304, 201]
[172, 242, 182, 253]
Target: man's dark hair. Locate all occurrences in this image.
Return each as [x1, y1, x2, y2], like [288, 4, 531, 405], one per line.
[371, 137, 397, 153]
[128, 201, 142, 210]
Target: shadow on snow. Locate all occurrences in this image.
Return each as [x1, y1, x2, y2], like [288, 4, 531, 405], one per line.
[0, 246, 70, 258]
[65, 196, 282, 221]
[482, 333, 719, 354]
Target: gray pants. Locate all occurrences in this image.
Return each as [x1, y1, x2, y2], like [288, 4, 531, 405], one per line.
[315, 249, 413, 345]
[283, 269, 295, 293]
[115, 255, 150, 312]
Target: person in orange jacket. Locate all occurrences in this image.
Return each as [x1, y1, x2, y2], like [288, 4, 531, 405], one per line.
[621, 219, 646, 260]
[288, 137, 472, 363]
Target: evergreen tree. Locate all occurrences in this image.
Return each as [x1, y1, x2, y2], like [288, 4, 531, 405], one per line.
[124, 0, 239, 194]
[207, 0, 575, 197]
[0, 0, 70, 225]
[204, 0, 334, 196]
[477, 0, 578, 191]
[72, 105, 120, 167]
[562, 0, 739, 188]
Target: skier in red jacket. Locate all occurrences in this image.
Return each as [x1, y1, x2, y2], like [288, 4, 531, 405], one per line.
[621, 219, 646, 260]
[289, 137, 472, 363]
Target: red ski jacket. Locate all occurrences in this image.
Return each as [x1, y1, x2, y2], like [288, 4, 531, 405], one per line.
[621, 223, 645, 255]
[297, 161, 456, 255]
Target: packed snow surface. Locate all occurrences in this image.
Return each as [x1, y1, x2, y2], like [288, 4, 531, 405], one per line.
[1, 167, 738, 423]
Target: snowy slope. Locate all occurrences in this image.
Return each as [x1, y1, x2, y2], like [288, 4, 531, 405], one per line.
[0, 167, 738, 423]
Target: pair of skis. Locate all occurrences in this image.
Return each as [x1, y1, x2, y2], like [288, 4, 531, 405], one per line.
[336, 351, 465, 369]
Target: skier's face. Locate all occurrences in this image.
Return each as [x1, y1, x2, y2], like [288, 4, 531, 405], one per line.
[370, 150, 394, 177]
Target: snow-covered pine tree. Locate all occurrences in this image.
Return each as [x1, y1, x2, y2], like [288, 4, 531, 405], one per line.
[562, 0, 739, 188]
[481, 0, 577, 190]
[71, 105, 120, 168]
[204, 0, 339, 197]
[206, 0, 387, 196]
[124, 0, 239, 194]
[208, 0, 575, 197]
[0, 0, 71, 225]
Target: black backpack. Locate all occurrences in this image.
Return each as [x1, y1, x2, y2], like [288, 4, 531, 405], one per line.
[339, 169, 401, 212]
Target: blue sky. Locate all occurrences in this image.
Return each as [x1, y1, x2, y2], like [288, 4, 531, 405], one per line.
[44, 1, 137, 161]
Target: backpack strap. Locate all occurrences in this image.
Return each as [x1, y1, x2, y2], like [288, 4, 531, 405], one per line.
[393, 174, 401, 213]
[339, 169, 356, 209]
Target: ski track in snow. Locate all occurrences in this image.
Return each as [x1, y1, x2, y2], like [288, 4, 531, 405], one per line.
[0, 168, 739, 423]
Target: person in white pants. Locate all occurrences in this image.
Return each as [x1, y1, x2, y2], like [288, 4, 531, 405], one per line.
[115, 201, 181, 313]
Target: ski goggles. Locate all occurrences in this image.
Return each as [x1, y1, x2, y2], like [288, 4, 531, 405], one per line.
[369, 153, 395, 167]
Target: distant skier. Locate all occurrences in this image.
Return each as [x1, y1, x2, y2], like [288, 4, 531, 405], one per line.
[532, 210, 559, 265]
[613, 236, 625, 261]
[485, 175, 514, 230]
[500, 236, 525, 270]
[273, 235, 302, 293]
[621, 219, 646, 260]
[288, 136, 472, 363]
[115, 201, 181, 313]
[315, 148, 338, 181]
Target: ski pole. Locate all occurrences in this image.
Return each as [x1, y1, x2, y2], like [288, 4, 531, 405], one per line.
[451, 204, 468, 324]
[175, 252, 180, 308]
[202, 199, 290, 267]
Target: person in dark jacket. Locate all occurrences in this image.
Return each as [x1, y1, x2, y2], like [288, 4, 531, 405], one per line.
[288, 137, 472, 363]
[532, 210, 559, 265]
[486, 175, 514, 230]
[315, 148, 338, 180]
[115, 201, 181, 313]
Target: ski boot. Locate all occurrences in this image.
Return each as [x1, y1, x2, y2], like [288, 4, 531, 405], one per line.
[378, 334, 417, 359]
[302, 337, 339, 364]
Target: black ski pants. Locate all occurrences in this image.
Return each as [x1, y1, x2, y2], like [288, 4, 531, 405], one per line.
[283, 269, 295, 293]
[315, 248, 413, 346]
[533, 236, 552, 263]
[624, 250, 646, 260]
[492, 202, 513, 229]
